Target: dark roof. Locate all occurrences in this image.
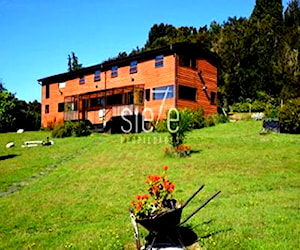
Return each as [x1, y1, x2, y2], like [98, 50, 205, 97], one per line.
[38, 43, 219, 84]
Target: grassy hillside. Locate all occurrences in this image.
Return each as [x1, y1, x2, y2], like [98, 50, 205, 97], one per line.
[0, 121, 299, 249]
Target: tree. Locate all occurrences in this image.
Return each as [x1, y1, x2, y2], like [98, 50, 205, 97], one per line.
[0, 90, 18, 132]
[68, 52, 82, 72]
[251, 0, 283, 25]
[0, 79, 41, 132]
[0, 81, 5, 92]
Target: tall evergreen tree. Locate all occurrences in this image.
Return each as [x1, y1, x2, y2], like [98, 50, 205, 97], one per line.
[68, 52, 82, 72]
[251, 0, 283, 24]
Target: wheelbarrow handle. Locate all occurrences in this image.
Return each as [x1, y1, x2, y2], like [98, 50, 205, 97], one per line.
[181, 185, 205, 209]
[179, 190, 221, 226]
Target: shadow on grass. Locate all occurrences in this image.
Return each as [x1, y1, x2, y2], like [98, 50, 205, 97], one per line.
[0, 154, 19, 161]
[194, 220, 233, 239]
[191, 149, 202, 154]
[200, 228, 233, 239]
[145, 225, 198, 248]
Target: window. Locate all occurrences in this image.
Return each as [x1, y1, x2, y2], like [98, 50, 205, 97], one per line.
[153, 85, 174, 100]
[58, 103, 64, 112]
[179, 55, 197, 68]
[107, 93, 123, 105]
[130, 61, 138, 74]
[111, 66, 118, 78]
[155, 55, 164, 67]
[94, 70, 101, 81]
[210, 91, 216, 105]
[58, 82, 66, 88]
[45, 105, 49, 114]
[145, 89, 150, 101]
[45, 84, 50, 99]
[79, 76, 85, 84]
[179, 85, 197, 101]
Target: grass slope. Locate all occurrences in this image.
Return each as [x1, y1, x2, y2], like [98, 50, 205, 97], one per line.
[0, 121, 299, 249]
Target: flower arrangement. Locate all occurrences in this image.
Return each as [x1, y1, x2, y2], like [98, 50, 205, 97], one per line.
[131, 166, 178, 220]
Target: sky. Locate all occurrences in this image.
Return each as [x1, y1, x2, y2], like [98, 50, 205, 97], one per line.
[0, 0, 289, 102]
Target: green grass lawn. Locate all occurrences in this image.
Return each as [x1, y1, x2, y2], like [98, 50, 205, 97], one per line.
[0, 121, 299, 249]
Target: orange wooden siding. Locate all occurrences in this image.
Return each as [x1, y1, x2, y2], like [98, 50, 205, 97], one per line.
[176, 57, 217, 115]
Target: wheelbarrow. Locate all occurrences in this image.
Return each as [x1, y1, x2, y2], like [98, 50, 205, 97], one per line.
[130, 185, 221, 249]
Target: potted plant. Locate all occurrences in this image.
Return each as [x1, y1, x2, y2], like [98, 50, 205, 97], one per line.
[130, 166, 182, 233]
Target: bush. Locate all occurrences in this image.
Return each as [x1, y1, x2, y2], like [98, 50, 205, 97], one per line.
[51, 121, 91, 138]
[251, 100, 267, 112]
[168, 108, 193, 148]
[204, 115, 215, 127]
[191, 107, 205, 129]
[264, 103, 280, 119]
[72, 121, 92, 137]
[279, 98, 300, 134]
[230, 102, 250, 112]
[212, 113, 229, 124]
[153, 120, 168, 133]
[230, 100, 266, 113]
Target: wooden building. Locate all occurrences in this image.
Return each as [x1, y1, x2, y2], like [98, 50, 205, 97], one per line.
[38, 43, 219, 132]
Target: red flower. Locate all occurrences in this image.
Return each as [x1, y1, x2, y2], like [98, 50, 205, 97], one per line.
[142, 194, 149, 200]
[163, 165, 169, 171]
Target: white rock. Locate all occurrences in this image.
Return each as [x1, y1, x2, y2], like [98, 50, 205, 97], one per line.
[6, 142, 15, 148]
[17, 129, 24, 133]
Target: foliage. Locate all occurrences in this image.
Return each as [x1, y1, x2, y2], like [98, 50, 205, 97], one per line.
[0, 90, 17, 132]
[131, 166, 176, 219]
[68, 52, 82, 72]
[168, 108, 193, 148]
[0, 81, 41, 132]
[211, 113, 229, 124]
[136, 1, 299, 110]
[191, 107, 205, 129]
[279, 98, 300, 134]
[153, 120, 168, 132]
[204, 115, 215, 127]
[51, 121, 91, 138]
[251, 0, 283, 25]
[230, 100, 266, 113]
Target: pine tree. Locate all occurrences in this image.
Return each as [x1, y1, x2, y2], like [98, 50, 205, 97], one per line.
[251, 0, 283, 24]
[67, 52, 82, 72]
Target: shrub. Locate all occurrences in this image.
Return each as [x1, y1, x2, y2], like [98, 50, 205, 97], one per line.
[212, 113, 229, 124]
[191, 107, 205, 129]
[204, 115, 215, 127]
[51, 122, 73, 138]
[279, 98, 300, 134]
[168, 108, 193, 148]
[72, 121, 91, 137]
[51, 121, 91, 138]
[264, 103, 280, 119]
[251, 100, 267, 112]
[230, 102, 250, 112]
[154, 120, 168, 133]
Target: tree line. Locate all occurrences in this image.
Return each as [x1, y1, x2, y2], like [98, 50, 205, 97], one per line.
[0, 81, 41, 132]
[126, 0, 299, 109]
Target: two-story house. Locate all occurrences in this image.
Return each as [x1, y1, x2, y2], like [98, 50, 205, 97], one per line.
[38, 43, 219, 132]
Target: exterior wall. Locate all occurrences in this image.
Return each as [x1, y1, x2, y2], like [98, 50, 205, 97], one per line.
[176, 57, 218, 116]
[41, 82, 65, 128]
[41, 55, 176, 127]
[40, 46, 218, 129]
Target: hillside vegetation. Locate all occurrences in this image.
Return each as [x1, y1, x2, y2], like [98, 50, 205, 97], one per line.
[0, 120, 299, 249]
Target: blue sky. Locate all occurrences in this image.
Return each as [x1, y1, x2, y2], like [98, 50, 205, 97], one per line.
[0, 0, 288, 102]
